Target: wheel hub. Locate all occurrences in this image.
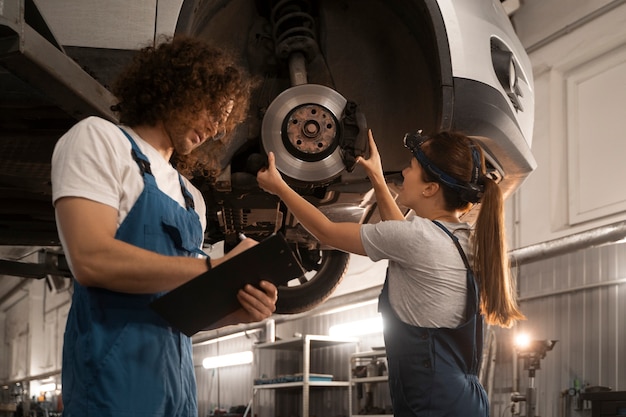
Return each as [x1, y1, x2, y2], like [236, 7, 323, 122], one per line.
[285, 104, 337, 156]
[262, 84, 347, 183]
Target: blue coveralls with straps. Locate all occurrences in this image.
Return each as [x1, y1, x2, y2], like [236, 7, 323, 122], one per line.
[378, 221, 489, 416]
[61, 128, 205, 417]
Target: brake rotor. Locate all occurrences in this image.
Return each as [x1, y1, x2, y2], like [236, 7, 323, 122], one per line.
[261, 84, 347, 183]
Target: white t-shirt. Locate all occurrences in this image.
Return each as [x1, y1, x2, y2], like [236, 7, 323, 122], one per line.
[360, 217, 473, 328]
[51, 116, 207, 255]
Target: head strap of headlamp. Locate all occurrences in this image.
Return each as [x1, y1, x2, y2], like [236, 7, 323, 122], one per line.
[403, 130, 484, 204]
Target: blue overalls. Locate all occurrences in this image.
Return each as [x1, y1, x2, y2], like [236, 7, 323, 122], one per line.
[61, 128, 205, 417]
[378, 221, 489, 416]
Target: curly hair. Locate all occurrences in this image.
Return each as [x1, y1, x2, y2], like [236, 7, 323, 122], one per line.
[110, 35, 253, 179]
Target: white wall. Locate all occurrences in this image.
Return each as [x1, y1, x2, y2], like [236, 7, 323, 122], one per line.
[0, 251, 69, 386]
[509, 1, 626, 248]
[512, 0, 619, 50]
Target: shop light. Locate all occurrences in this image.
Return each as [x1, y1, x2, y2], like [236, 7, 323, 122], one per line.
[514, 332, 531, 350]
[321, 299, 378, 316]
[194, 328, 261, 347]
[38, 383, 56, 393]
[328, 316, 383, 337]
[202, 350, 253, 369]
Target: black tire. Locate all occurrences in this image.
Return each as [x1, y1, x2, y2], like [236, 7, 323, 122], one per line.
[275, 248, 350, 314]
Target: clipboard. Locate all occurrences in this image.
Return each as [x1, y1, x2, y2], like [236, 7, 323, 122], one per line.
[150, 233, 304, 336]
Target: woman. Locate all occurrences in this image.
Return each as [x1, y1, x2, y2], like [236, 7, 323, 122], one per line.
[257, 129, 525, 416]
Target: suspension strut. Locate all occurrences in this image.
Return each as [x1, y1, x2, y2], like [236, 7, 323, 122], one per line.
[269, 0, 320, 86]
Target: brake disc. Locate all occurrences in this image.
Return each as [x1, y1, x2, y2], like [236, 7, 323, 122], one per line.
[261, 84, 347, 183]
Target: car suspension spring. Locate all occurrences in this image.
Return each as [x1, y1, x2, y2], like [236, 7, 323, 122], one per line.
[269, 0, 319, 60]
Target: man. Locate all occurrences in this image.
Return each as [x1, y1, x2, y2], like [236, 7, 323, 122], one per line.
[51, 36, 278, 417]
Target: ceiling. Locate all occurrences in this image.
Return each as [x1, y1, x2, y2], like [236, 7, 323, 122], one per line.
[0, 1, 141, 300]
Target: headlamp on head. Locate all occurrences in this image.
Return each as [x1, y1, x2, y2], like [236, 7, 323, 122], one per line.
[403, 130, 484, 204]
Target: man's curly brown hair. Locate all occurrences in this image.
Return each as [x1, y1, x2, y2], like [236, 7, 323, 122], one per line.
[110, 35, 253, 179]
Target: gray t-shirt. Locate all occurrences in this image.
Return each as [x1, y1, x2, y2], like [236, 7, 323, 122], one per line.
[360, 217, 473, 328]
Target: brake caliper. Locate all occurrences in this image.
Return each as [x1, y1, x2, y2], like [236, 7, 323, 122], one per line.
[340, 100, 369, 172]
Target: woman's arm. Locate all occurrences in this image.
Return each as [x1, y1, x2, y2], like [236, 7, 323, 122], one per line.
[257, 153, 366, 256]
[356, 130, 405, 221]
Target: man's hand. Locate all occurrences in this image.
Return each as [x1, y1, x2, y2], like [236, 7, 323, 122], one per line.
[236, 280, 278, 323]
[217, 237, 258, 265]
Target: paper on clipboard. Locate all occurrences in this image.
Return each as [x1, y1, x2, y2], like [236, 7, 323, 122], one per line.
[150, 233, 304, 336]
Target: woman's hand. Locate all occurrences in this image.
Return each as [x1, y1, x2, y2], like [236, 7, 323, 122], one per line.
[356, 129, 384, 182]
[357, 130, 406, 221]
[256, 152, 286, 196]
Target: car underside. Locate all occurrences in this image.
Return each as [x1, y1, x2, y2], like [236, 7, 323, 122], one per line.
[0, 0, 535, 314]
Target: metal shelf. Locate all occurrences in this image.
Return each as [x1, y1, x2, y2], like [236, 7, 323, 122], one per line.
[252, 334, 359, 417]
[254, 334, 359, 350]
[349, 349, 393, 417]
[350, 375, 388, 384]
[254, 380, 351, 389]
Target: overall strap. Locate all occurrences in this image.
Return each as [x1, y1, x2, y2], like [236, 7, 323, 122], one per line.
[432, 220, 472, 270]
[118, 127, 195, 210]
[178, 175, 196, 210]
[118, 127, 153, 177]
[432, 220, 483, 375]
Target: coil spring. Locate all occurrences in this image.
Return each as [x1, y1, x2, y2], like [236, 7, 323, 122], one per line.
[270, 0, 316, 48]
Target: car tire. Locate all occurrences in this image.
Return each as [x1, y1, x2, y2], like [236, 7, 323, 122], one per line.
[275, 249, 350, 314]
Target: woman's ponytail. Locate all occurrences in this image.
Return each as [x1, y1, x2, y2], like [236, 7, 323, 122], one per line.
[473, 175, 525, 327]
